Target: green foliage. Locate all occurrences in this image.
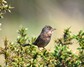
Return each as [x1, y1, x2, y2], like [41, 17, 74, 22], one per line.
[0, 0, 13, 18]
[73, 30, 84, 49]
[54, 28, 81, 67]
[0, 27, 84, 67]
[53, 45, 81, 67]
[73, 30, 84, 66]
[55, 27, 73, 45]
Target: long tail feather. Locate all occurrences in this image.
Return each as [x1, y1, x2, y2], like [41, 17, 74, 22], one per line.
[22, 44, 30, 47]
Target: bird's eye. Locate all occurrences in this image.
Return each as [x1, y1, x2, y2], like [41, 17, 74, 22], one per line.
[46, 26, 49, 28]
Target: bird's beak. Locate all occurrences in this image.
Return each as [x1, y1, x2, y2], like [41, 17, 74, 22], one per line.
[52, 28, 56, 31]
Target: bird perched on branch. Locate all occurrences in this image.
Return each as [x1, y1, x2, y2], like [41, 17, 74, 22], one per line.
[23, 25, 56, 48]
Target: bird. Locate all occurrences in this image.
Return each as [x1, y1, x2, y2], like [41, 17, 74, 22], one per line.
[22, 25, 56, 48]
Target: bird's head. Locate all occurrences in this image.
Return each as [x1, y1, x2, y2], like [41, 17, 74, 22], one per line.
[41, 25, 56, 37]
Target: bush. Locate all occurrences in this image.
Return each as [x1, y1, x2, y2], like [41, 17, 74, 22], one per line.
[0, 0, 13, 18]
[0, 27, 84, 67]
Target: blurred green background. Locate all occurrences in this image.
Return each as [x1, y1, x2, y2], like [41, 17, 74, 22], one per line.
[0, 0, 84, 66]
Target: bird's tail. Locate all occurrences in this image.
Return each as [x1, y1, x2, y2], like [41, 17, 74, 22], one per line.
[22, 44, 30, 47]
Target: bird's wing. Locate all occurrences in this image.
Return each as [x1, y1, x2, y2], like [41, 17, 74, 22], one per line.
[33, 35, 41, 45]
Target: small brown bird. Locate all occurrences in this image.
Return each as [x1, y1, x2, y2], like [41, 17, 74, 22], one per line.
[23, 25, 56, 48]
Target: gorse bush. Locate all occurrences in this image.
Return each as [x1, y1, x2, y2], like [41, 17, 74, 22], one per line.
[53, 45, 81, 67]
[0, 0, 13, 18]
[54, 28, 82, 67]
[73, 30, 84, 67]
[0, 27, 84, 67]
